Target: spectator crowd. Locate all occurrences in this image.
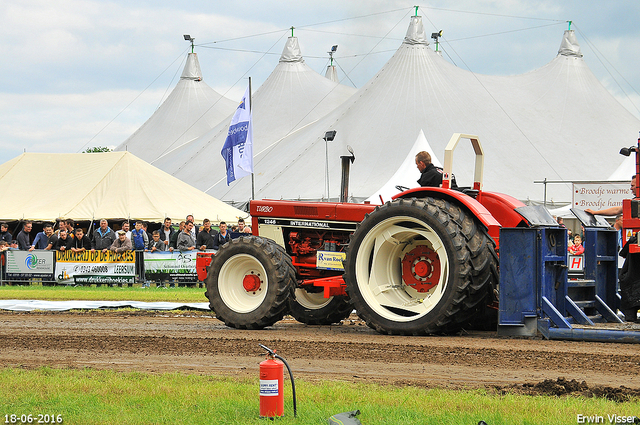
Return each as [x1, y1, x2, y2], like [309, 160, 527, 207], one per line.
[0, 216, 251, 254]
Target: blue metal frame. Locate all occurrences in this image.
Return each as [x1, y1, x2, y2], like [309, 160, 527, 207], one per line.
[498, 226, 635, 343]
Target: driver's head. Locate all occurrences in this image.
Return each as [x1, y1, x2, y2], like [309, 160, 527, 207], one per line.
[415, 151, 431, 173]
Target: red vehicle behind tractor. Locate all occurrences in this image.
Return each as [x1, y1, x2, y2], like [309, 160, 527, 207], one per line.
[197, 133, 640, 337]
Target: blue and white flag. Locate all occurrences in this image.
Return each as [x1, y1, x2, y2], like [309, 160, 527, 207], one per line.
[221, 86, 253, 185]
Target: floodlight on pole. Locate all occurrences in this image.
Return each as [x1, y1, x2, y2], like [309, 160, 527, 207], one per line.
[323, 130, 337, 200]
[184, 34, 195, 53]
[431, 30, 443, 52]
[328, 45, 338, 66]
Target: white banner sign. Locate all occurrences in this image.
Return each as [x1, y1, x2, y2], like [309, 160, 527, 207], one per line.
[5, 250, 55, 279]
[144, 251, 201, 282]
[572, 182, 632, 210]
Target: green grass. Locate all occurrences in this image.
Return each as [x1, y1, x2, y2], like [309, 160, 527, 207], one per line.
[0, 367, 638, 425]
[0, 284, 208, 303]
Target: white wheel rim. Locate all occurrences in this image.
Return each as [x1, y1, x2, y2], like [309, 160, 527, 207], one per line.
[354, 215, 450, 322]
[218, 253, 268, 313]
[294, 289, 333, 310]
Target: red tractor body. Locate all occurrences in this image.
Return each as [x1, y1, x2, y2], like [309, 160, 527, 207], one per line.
[199, 134, 538, 334]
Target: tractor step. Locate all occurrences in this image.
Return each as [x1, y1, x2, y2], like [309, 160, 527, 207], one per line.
[573, 300, 595, 309]
[566, 279, 596, 288]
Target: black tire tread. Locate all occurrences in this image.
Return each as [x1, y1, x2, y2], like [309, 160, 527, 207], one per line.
[344, 197, 498, 335]
[288, 294, 353, 325]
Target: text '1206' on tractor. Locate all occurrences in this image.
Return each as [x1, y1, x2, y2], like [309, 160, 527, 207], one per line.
[198, 133, 639, 340]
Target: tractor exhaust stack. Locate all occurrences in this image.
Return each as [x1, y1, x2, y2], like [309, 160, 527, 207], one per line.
[340, 146, 355, 203]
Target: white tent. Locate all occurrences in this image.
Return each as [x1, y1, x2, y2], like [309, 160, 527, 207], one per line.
[181, 16, 640, 204]
[365, 130, 442, 204]
[115, 53, 237, 162]
[0, 152, 246, 223]
[609, 154, 637, 181]
[325, 65, 338, 82]
[150, 36, 357, 201]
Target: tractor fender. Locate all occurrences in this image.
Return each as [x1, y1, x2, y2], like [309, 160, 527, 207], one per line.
[392, 187, 502, 243]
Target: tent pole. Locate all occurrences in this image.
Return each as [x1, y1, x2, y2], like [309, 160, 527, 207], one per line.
[249, 77, 255, 201]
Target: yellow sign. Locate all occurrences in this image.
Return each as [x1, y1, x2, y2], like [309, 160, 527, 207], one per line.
[56, 250, 135, 263]
[316, 251, 346, 271]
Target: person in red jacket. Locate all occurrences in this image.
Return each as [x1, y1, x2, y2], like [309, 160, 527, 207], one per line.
[568, 234, 585, 255]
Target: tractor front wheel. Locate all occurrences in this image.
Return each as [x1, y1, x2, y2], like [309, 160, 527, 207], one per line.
[205, 236, 295, 330]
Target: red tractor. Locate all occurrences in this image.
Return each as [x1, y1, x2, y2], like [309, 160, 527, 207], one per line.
[201, 134, 532, 335]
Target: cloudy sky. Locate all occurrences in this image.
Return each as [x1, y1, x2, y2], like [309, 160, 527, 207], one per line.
[1, 0, 639, 165]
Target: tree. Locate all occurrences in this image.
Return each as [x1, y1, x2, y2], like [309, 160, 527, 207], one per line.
[83, 146, 112, 153]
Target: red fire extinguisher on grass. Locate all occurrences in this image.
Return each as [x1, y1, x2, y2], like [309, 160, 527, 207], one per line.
[259, 344, 297, 419]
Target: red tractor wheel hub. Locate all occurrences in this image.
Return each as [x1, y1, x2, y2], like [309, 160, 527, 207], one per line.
[242, 273, 262, 292]
[401, 245, 441, 293]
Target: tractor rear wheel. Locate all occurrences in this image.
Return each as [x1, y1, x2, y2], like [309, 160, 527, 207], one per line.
[205, 236, 295, 330]
[343, 197, 497, 335]
[288, 290, 353, 325]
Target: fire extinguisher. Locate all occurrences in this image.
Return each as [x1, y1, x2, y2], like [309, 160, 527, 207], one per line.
[259, 344, 297, 419]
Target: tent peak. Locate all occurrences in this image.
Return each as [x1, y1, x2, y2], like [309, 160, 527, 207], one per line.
[404, 15, 429, 46]
[280, 37, 304, 63]
[181, 52, 203, 81]
[558, 30, 583, 58]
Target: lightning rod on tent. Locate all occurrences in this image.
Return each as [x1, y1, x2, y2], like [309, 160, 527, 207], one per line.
[567, 21, 572, 31]
[414, 5, 418, 17]
[290, 26, 295, 37]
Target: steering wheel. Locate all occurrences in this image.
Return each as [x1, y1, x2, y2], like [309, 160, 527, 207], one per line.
[395, 185, 410, 192]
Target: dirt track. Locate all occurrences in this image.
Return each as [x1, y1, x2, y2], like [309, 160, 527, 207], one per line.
[1, 310, 639, 399]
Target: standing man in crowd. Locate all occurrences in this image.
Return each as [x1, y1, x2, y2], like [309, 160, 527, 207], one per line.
[54, 229, 72, 251]
[0, 223, 12, 243]
[159, 217, 174, 249]
[122, 221, 131, 239]
[237, 218, 246, 233]
[29, 224, 54, 251]
[91, 219, 116, 253]
[196, 219, 217, 251]
[16, 222, 32, 250]
[65, 219, 75, 239]
[131, 221, 149, 286]
[169, 221, 185, 252]
[70, 228, 91, 253]
[213, 221, 231, 249]
[177, 221, 196, 251]
[186, 215, 199, 240]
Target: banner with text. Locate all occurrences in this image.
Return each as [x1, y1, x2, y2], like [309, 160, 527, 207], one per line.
[5, 250, 55, 280]
[144, 251, 201, 282]
[572, 182, 632, 210]
[55, 250, 135, 285]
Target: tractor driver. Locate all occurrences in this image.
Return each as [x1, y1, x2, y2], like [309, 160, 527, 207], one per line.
[585, 175, 639, 323]
[415, 151, 444, 187]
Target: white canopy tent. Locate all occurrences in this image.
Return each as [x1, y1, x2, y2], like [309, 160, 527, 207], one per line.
[365, 130, 442, 204]
[150, 35, 357, 201]
[171, 16, 640, 205]
[609, 154, 637, 181]
[0, 152, 246, 223]
[115, 53, 237, 162]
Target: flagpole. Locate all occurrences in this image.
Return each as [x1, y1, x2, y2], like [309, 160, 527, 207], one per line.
[249, 77, 255, 201]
